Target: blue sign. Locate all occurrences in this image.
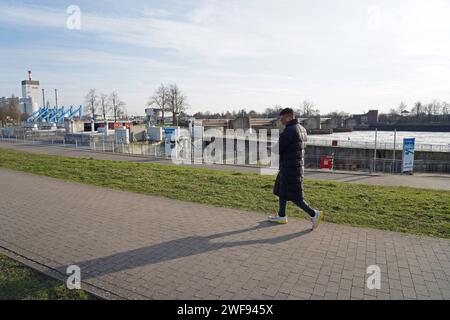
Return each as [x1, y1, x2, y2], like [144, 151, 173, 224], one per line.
[402, 138, 415, 172]
[164, 128, 176, 135]
[164, 128, 176, 141]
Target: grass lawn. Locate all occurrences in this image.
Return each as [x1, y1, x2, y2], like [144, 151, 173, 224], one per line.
[0, 148, 449, 239]
[0, 254, 93, 300]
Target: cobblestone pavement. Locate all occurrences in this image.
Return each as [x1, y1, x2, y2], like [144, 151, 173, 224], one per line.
[1, 140, 449, 191]
[0, 168, 449, 300]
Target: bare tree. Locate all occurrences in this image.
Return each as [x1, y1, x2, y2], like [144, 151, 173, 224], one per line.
[84, 89, 98, 120]
[7, 95, 21, 125]
[110, 91, 126, 123]
[397, 101, 407, 114]
[389, 108, 398, 116]
[148, 83, 170, 125]
[425, 103, 433, 119]
[325, 110, 349, 117]
[98, 93, 111, 121]
[387, 107, 400, 123]
[431, 100, 442, 116]
[300, 100, 320, 117]
[412, 101, 423, 119]
[442, 102, 449, 115]
[0, 105, 6, 126]
[167, 84, 188, 125]
[0, 96, 22, 125]
[248, 110, 258, 118]
[264, 105, 283, 118]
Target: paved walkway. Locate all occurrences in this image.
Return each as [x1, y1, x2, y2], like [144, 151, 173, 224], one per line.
[1, 140, 450, 190]
[0, 168, 450, 300]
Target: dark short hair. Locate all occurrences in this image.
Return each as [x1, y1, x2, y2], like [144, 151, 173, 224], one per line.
[279, 108, 294, 117]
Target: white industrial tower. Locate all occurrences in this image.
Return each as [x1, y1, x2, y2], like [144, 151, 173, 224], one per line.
[21, 70, 40, 114]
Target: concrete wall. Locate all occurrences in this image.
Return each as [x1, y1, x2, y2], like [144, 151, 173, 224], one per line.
[303, 117, 321, 130]
[229, 116, 251, 130]
[129, 124, 147, 141]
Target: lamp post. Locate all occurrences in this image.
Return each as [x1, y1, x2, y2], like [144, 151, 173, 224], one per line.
[392, 129, 397, 173]
[373, 128, 378, 172]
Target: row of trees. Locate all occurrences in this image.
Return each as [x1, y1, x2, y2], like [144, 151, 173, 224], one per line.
[84, 83, 189, 125]
[147, 83, 188, 125]
[391, 100, 450, 117]
[189, 99, 450, 122]
[190, 100, 324, 119]
[84, 89, 127, 122]
[384, 100, 450, 123]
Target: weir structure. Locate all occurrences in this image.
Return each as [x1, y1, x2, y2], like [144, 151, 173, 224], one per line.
[26, 106, 83, 126]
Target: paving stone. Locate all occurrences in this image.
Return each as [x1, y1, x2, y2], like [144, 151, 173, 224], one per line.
[1, 168, 450, 300]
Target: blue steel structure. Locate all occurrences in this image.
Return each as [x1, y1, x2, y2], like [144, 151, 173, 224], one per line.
[27, 106, 83, 125]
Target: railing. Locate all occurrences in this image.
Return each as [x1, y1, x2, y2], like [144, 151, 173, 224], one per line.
[305, 156, 403, 173]
[307, 137, 450, 153]
[1, 128, 449, 174]
[89, 139, 166, 158]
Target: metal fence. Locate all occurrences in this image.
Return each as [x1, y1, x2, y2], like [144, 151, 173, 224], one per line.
[89, 139, 166, 157]
[307, 137, 450, 153]
[0, 129, 165, 157]
[0, 128, 67, 145]
[1, 127, 449, 174]
[305, 156, 400, 173]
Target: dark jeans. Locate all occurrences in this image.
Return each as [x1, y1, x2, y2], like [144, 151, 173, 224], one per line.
[278, 197, 316, 218]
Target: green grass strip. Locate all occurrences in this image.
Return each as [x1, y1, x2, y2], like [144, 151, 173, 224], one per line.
[0, 148, 449, 239]
[0, 254, 92, 300]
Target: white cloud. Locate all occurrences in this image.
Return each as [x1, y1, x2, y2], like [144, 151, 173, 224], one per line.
[0, 4, 65, 27]
[1, 0, 450, 114]
[142, 7, 169, 18]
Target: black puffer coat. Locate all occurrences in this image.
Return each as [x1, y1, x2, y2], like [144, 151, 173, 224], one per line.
[273, 118, 308, 201]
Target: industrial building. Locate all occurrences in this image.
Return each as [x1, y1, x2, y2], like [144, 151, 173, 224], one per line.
[0, 71, 39, 115]
[145, 107, 174, 124]
[21, 70, 40, 114]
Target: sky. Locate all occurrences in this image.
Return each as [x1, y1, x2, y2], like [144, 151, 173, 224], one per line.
[1, 0, 450, 116]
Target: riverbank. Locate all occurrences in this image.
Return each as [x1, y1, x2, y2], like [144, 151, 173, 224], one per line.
[359, 124, 450, 132]
[309, 130, 450, 145]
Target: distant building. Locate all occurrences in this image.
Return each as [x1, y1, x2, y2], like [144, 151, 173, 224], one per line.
[0, 96, 17, 107]
[1, 71, 41, 115]
[302, 117, 321, 130]
[345, 110, 378, 128]
[145, 107, 173, 124]
[322, 117, 344, 130]
[0, 95, 34, 115]
[401, 110, 411, 116]
[344, 117, 358, 129]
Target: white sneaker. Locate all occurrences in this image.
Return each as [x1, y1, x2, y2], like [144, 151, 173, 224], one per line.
[268, 215, 288, 224]
[311, 210, 324, 230]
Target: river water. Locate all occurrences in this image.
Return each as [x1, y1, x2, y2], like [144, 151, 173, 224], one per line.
[310, 131, 450, 146]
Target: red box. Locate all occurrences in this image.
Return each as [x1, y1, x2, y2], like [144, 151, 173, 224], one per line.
[320, 156, 333, 170]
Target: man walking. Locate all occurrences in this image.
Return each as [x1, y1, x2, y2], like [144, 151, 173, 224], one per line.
[269, 108, 323, 230]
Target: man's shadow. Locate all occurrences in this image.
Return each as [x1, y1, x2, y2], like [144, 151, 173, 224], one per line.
[61, 221, 312, 280]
